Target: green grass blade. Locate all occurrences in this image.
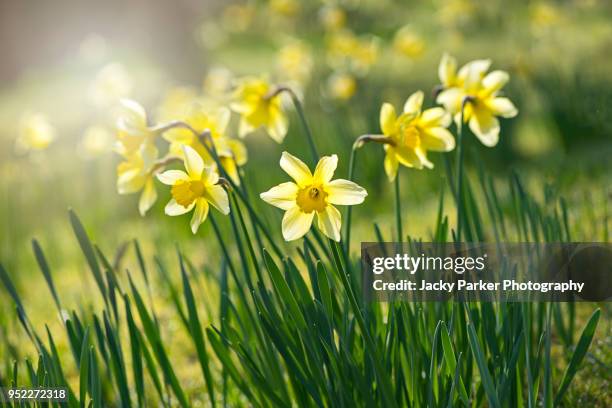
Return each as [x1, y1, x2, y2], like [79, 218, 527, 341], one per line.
[554, 308, 600, 406]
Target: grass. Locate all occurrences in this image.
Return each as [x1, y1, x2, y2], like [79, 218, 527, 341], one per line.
[0, 139, 607, 405]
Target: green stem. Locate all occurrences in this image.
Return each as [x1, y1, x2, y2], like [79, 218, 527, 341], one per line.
[344, 146, 358, 253]
[278, 87, 319, 164]
[455, 101, 467, 242]
[395, 171, 403, 243]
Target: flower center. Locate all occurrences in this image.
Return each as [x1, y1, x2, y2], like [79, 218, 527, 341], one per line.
[399, 125, 421, 149]
[296, 185, 328, 213]
[172, 180, 205, 208]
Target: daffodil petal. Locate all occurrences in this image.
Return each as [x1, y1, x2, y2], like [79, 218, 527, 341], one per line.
[487, 97, 518, 118]
[422, 127, 456, 152]
[403, 91, 424, 116]
[260, 182, 298, 210]
[227, 139, 248, 165]
[117, 168, 145, 194]
[326, 179, 367, 205]
[458, 59, 491, 88]
[482, 70, 509, 95]
[436, 88, 464, 115]
[203, 166, 219, 185]
[438, 53, 457, 86]
[313, 154, 338, 184]
[281, 206, 314, 241]
[469, 109, 500, 147]
[267, 110, 288, 143]
[384, 148, 399, 181]
[317, 205, 342, 242]
[182, 145, 205, 179]
[420, 107, 451, 127]
[280, 151, 313, 185]
[190, 199, 210, 234]
[216, 107, 231, 135]
[205, 184, 230, 215]
[395, 146, 423, 169]
[380, 103, 397, 136]
[157, 170, 189, 185]
[415, 149, 434, 169]
[238, 117, 255, 138]
[165, 198, 195, 216]
[138, 178, 157, 216]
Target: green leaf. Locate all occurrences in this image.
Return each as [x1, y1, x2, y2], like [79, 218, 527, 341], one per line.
[554, 309, 600, 406]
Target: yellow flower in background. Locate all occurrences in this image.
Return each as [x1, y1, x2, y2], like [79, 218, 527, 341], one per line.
[156, 87, 199, 123]
[16, 112, 55, 152]
[436, 54, 518, 146]
[393, 25, 425, 58]
[115, 99, 155, 157]
[319, 5, 346, 31]
[221, 3, 255, 33]
[260, 152, 367, 241]
[116, 143, 158, 216]
[231, 77, 288, 143]
[380, 91, 455, 180]
[276, 40, 313, 85]
[327, 72, 357, 101]
[269, 0, 300, 17]
[203, 67, 234, 99]
[157, 145, 230, 234]
[89, 62, 132, 108]
[162, 105, 247, 184]
[327, 30, 379, 76]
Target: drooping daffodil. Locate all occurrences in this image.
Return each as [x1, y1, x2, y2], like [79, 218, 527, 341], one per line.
[115, 99, 155, 157]
[230, 77, 288, 143]
[380, 91, 455, 180]
[157, 145, 230, 234]
[116, 143, 158, 216]
[436, 54, 518, 147]
[260, 152, 367, 242]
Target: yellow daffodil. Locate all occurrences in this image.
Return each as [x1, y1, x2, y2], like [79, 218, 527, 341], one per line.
[230, 77, 288, 143]
[380, 91, 455, 180]
[115, 99, 155, 157]
[319, 5, 346, 31]
[276, 40, 313, 85]
[327, 30, 379, 76]
[327, 72, 357, 101]
[157, 145, 230, 234]
[269, 0, 300, 17]
[16, 112, 55, 152]
[393, 25, 425, 58]
[260, 152, 367, 242]
[436, 54, 518, 147]
[163, 105, 247, 184]
[116, 143, 158, 216]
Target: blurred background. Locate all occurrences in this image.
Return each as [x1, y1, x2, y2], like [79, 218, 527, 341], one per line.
[1, 0, 611, 319]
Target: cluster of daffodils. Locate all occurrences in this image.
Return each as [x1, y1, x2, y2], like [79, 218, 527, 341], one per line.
[114, 75, 291, 232]
[360, 53, 517, 181]
[113, 54, 516, 244]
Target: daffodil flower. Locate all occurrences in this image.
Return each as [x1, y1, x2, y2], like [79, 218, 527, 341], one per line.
[230, 77, 288, 143]
[379, 91, 455, 180]
[16, 112, 55, 152]
[157, 145, 230, 234]
[116, 143, 158, 216]
[260, 152, 367, 242]
[115, 99, 155, 157]
[163, 105, 248, 184]
[436, 54, 518, 147]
